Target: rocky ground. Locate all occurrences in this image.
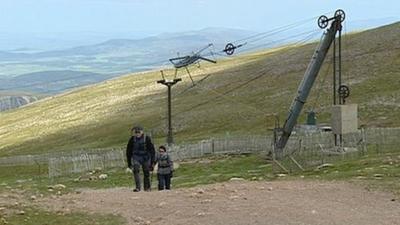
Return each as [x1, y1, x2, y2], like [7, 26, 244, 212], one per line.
[38, 180, 400, 225]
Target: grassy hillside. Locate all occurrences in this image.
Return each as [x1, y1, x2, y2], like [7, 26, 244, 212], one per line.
[0, 22, 399, 156]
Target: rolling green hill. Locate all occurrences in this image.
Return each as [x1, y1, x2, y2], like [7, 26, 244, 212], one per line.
[0, 22, 399, 156]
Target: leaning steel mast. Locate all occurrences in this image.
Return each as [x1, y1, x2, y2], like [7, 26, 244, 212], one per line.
[275, 10, 345, 154]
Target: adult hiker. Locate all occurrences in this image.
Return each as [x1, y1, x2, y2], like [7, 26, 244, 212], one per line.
[126, 125, 155, 192]
[155, 145, 174, 190]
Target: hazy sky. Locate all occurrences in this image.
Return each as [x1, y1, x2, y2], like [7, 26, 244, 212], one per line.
[0, 0, 399, 34]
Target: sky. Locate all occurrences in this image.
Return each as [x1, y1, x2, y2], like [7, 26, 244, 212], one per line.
[0, 0, 399, 48]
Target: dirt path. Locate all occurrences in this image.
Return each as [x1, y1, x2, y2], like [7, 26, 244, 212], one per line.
[39, 180, 400, 225]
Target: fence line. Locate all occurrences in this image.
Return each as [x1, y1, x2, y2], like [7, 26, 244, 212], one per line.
[168, 135, 270, 161]
[47, 135, 270, 177]
[48, 149, 126, 177]
[0, 147, 123, 167]
[271, 128, 400, 173]
[1, 127, 400, 177]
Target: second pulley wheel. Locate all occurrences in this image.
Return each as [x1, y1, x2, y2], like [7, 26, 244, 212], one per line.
[318, 15, 329, 29]
[338, 85, 350, 99]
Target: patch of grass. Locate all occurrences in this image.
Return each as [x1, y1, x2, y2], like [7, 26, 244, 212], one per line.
[2, 206, 125, 225]
[0, 164, 128, 196]
[2, 151, 399, 225]
[2, 150, 399, 197]
[296, 149, 400, 195]
[174, 154, 274, 187]
[0, 154, 273, 196]
[0, 164, 49, 195]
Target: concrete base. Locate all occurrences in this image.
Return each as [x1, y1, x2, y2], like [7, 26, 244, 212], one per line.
[331, 104, 358, 135]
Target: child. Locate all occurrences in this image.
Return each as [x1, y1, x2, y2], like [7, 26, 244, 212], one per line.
[155, 145, 174, 190]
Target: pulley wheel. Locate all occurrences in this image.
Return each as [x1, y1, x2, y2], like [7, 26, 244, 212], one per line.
[334, 9, 345, 22]
[318, 15, 329, 29]
[224, 43, 235, 55]
[338, 85, 350, 99]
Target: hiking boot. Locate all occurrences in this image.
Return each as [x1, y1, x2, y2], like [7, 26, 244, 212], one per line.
[133, 188, 140, 192]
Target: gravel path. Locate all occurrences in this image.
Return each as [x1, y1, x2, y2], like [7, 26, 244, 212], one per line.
[40, 180, 400, 225]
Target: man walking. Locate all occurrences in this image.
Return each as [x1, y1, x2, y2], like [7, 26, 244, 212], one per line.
[126, 125, 155, 192]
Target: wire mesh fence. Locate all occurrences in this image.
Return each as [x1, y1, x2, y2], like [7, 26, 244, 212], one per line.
[47, 135, 270, 177]
[1, 127, 399, 177]
[271, 128, 400, 173]
[168, 135, 270, 161]
[48, 149, 125, 177]
[0, 148, 122, 167]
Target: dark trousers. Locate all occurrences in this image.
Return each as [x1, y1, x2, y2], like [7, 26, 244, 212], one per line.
[157, 173, 171, 190]
[132, 155, 151, 191]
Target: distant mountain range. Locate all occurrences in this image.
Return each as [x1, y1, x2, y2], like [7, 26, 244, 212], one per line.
[0, 70, 110, 94]
[0, 27, 255, 110]
[0, 90, 45, 112]
[0, 27, 255, 78]
[0, 70, 108, 111]
[0, 95, 40, 112]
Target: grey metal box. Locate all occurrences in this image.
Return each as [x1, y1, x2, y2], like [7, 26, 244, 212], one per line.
[331, 104, 358, 134]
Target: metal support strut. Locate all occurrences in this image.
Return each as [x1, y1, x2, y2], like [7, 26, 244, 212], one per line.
[157, 71, 182, 146]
